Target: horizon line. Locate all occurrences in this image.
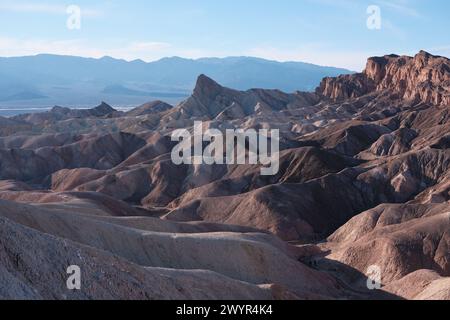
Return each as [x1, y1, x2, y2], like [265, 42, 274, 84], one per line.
[0, 52, 359, 71]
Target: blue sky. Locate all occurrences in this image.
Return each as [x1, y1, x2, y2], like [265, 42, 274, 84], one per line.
[0, 0, 449, 70]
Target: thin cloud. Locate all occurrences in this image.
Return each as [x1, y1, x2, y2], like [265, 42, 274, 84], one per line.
[376, 0, 421, 18]
[0, 37, 174, 61]
[382, 19, 408, 41]
[424, 45, 450, 58]
[127, 42, 172, 52]
[245, 46, 373, 71]
[0, 37, 105, 57]
[0, 1, 102, 17]
[302, 0, 356, 10]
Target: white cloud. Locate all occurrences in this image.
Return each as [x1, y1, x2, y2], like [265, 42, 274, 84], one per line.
[126, 41, 172, 52]
[376, 0, 421, 18]
[0, 1, 102, 17]
[0, 37, 103, 57]
[0, 37, 176, 61]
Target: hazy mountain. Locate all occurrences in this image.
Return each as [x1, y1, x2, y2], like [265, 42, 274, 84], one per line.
[0, 91, 48, 102]
[0, 54, 352, 111]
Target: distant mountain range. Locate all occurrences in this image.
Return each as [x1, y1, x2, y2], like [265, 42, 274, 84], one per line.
[0, 54, 353, 109]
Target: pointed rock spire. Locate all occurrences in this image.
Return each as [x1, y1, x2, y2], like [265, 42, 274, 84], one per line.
[193, 74, 223, 99]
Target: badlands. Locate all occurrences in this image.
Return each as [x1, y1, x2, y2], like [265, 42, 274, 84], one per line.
[0, 51, 448, 300]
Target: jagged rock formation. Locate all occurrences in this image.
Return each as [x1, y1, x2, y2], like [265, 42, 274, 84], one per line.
[0, 51, 448, 300]
[317, 51, 450, 106]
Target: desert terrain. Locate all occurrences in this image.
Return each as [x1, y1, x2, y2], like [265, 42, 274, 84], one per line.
[0, 51, 448, 300]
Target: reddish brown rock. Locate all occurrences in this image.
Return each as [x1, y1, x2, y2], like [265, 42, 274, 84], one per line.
[318, 51, 450, 106]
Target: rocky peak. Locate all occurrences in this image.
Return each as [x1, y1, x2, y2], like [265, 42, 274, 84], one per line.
[51, 105, 71, 114]
[91, 101, 116, 116]
[317, 51, 450, 106]
[193, 74, 223, 99]
[415, 50, 433, 66]
[364, 54, 399, 83]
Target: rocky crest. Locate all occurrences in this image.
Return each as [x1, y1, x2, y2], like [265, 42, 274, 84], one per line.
[317, 51, 450, 106]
